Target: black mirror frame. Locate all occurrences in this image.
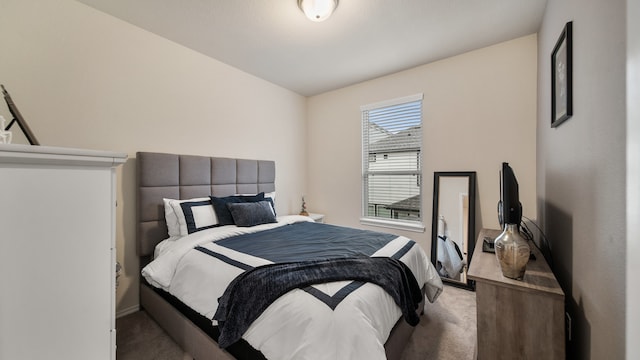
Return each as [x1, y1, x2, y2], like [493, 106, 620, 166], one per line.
[430, 171, 477, 290]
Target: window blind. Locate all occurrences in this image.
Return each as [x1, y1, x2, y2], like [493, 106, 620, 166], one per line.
[362, 94, 423, 225]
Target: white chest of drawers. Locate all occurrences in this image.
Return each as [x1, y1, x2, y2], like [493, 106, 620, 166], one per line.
[0, 144, 126, 360]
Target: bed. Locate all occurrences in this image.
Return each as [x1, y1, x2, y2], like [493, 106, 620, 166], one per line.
[136, 151, 443, 360]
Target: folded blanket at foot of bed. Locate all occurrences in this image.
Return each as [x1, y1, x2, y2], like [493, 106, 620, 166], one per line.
[214, 256, 423, 348]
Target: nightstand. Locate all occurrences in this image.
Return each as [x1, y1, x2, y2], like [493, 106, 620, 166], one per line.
[307, 213, 325, 223]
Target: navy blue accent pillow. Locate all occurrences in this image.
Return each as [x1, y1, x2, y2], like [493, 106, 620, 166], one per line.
[210, 193, 265, 225]
[227, 201, 277, 227]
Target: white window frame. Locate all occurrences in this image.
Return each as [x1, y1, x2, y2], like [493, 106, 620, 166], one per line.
[360, 93, 425, 233]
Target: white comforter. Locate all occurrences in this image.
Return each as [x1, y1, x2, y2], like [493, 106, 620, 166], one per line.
[142, 215, 443, 360]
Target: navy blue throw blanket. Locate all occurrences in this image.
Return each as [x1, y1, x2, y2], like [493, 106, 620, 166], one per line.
[213, 256, 423, 348]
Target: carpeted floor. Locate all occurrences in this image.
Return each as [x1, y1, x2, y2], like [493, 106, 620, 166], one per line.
[403, 285, 477, 360]
[116, 284, 476, 359]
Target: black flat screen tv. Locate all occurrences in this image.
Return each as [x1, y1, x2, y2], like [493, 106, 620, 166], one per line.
[499, 162, 522, 226]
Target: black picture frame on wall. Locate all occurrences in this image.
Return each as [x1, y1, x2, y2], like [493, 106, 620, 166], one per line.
[551, 21, 573, 128]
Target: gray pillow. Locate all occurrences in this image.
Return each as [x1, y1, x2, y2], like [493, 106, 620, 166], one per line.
[227, 201, 277, 227]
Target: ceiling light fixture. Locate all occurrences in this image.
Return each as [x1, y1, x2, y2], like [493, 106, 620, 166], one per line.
[297, 0, 339, 22]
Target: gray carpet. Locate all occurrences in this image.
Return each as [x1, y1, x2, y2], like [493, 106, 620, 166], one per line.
[116, 284, 476, 359]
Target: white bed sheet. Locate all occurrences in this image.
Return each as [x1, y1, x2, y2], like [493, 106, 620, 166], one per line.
[142, 215, 443, 360]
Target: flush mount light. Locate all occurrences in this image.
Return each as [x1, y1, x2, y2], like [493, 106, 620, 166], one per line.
[297, 0, 339, 22]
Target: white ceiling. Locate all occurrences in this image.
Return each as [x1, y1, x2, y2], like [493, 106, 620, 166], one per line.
[76, 0, 547, 96]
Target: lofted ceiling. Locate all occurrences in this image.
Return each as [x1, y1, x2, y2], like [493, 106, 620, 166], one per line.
[76, 0, 548, 96]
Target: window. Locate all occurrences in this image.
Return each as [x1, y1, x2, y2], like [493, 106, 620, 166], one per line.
[361, 94, 424, 232]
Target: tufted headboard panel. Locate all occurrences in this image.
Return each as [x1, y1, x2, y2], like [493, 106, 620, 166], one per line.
[136, 152, 275, 260]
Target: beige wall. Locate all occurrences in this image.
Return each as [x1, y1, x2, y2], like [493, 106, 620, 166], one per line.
[306, 35, 538, 253]
[537, 0, 626, 358]
[0, 0, 307, 315]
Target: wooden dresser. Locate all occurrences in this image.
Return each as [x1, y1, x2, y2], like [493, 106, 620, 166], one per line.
[0, 144, 126, 360]
[468, 228, 565, 360]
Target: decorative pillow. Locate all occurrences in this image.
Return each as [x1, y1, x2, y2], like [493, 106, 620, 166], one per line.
[210, 193, 265, 226]
[164, 197, 210, 238]
[236, 191, 276, 216]
[227, 201, 277, 227]
[178, 200, 218, 234]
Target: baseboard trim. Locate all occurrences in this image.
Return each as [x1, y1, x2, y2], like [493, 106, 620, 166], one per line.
[116, 304, 140, 318]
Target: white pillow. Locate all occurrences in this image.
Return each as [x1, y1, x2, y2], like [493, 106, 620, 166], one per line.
[163, 198, 183, 238]
[164, 197, 212, 237]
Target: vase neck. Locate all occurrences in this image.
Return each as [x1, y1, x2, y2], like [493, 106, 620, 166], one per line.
[503, 223, 519, 232]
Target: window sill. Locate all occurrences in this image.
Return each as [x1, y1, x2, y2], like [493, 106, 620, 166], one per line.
[359, 217, 425, 233]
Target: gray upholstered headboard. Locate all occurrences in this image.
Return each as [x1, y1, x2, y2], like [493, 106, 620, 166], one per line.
[136, 152, 275, 261]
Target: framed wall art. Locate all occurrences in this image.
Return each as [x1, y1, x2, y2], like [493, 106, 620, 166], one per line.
[551, 21, 573, 128]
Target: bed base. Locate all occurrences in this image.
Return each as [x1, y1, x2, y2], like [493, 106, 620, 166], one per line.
[140, 283, 234, 360]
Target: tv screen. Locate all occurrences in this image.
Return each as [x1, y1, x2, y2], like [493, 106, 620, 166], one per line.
[499, 162, 522, 226]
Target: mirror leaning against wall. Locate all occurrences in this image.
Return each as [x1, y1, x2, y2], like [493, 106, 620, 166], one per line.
[430, 172, 477, 290]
